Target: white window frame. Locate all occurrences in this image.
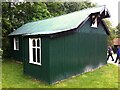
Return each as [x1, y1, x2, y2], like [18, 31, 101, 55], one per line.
[29, 38, 41, 66]
[14, 37, 19, 50]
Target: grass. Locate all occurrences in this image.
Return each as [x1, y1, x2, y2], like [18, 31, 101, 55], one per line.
[2, 59, 119, 88]
[0, 48, 2, 89]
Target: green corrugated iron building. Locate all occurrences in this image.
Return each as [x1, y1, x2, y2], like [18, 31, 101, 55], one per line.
[9, 6, 110, 84]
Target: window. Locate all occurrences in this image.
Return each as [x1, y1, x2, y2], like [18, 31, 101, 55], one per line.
[29, 38, 41, 65]
[91, 15, 98, 28]
[14, 37, 19, 50]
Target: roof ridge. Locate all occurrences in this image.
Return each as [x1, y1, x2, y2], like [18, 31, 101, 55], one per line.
[26, 5, 105, 25]
[9, 5, 110, 36]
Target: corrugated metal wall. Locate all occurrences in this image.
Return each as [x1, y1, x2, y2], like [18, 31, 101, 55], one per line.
[49, 18, 107, 83]
[23, 18, 107, 84]
[10, 36, 23, 61]
[23, 37, 50, 83]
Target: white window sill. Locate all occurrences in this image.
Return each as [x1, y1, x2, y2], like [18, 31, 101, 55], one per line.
[91, 26, 98, 29]
[14, 49, 19, 51]
[29, 62, 42, 66]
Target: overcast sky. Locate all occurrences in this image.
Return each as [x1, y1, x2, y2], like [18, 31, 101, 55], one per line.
[90, 0, 119, 27]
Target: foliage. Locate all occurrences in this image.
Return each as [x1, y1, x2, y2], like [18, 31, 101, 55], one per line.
[0, 29, 2, 48]
[45, 2, 66, 17]
[116, 23, 120, 38]
[2, 2, 96, 58]
[2, 60, 118, 88]
[63, 1, 96, 13]
[0, 15, 2, 48]
[104, 19, 116, 46]
[2, 3, 13, 58]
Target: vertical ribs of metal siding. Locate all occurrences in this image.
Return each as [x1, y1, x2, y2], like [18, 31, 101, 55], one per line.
[23, 37, 50, 83]
[49, 18, 107, 83]
[10, 36, 23, 61]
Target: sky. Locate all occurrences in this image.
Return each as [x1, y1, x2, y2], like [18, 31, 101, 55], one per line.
[90, 0, 120, 27]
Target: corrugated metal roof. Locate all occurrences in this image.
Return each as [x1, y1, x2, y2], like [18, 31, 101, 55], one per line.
[113, 38, 120, 45]
[9, 6, 110, 36]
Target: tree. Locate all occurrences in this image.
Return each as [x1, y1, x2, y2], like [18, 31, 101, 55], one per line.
[45, 2, 66, 17]
[104, 19, 116, 46]
[63, 1, 96, 13]
[116, 23, 120, 38]
[2, 2, 52, 57]
[2, 1, 96, 58]
[2, 2, 14, 57]
[45, 2, 96, 16]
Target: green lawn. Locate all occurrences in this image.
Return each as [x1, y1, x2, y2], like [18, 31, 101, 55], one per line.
[0, 49, 2, 89]
[2, 59, 119, 88]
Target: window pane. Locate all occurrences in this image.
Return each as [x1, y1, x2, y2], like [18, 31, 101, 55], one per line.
[32, 39, 36, 47]
[16, 38, 19, 42]
[15, 40, 17, 49]
[33, 48, 36, 62]
[16, 42, 19, 50]
[91, 16, 98, 28]
[37, 48, 40, 63]
[37, 39, 40, 47]
[14, 37, 19, 50]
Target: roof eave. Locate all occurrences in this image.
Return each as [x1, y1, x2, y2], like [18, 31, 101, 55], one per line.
[101, 20, 110, 35]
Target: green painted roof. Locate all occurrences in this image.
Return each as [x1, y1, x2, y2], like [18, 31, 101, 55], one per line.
[9, 6, 110, 36]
